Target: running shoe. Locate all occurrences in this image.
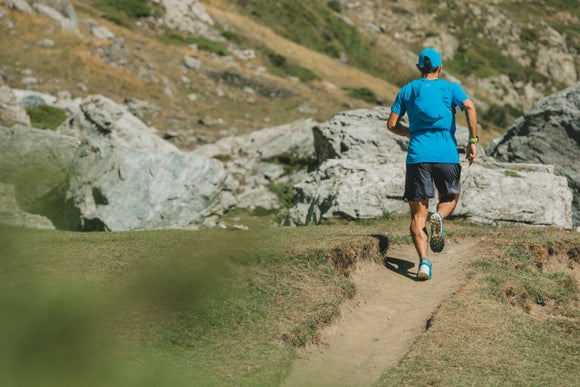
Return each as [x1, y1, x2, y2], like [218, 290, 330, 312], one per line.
[429, 212, 445, 253]
[418, 260, 432, 280]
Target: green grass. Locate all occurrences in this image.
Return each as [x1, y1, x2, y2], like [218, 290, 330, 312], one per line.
[1, 215, 577, 386]
[264, 49, 321, 82]
[344, 87, 381, 104]
[26, 105, 68, 130]
[0, 214, 402, 386]
[157, 32, 230, 56]
[228, 0, 395, 82]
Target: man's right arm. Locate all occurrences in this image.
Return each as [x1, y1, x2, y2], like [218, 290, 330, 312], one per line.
[387, 112, 410, 138]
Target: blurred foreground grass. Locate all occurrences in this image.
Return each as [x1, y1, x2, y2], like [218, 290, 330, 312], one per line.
[0, 213, 412, 386]
[1, 214, 578, 386]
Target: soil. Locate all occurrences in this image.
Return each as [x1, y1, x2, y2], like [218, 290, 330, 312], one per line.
[281, 237, 480, 387]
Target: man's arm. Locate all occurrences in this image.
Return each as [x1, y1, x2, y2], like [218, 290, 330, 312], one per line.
[387, 112, 410, 138]
[463, 99, 478, 164]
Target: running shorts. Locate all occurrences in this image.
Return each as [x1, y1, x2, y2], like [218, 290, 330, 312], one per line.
[403, 163, 462, 202]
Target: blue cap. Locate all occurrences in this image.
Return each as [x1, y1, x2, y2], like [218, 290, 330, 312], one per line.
[418, 48, 442, 68]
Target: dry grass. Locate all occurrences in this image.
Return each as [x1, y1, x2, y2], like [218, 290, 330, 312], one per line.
[378, 227, 580, 386]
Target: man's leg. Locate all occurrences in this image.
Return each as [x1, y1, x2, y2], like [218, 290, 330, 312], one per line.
[436, 192, 460, 219]
[409, 200, 429, 259]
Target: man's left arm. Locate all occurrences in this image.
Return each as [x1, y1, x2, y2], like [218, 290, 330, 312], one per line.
[462, 99, 478, 164]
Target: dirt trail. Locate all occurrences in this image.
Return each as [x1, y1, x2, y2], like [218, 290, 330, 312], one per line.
[281, 237, 480, 387]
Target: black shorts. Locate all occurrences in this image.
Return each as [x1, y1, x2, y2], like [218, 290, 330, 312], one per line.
[404, 163, 462, 202]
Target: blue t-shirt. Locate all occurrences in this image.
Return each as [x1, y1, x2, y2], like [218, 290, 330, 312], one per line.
[391, 78, 469, 164]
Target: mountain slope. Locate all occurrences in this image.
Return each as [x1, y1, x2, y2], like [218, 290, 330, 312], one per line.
[0, 0, 577, 150]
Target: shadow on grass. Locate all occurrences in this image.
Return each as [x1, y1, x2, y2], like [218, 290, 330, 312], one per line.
[371, 233, 418, 281]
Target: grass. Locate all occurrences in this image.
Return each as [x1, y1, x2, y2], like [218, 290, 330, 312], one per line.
[228, 0, 392, 80]
[1, 213, 578, 386]
[377, 227, 580, 386]
[26, 105, 68, 130]
[0, 213, 405, 386]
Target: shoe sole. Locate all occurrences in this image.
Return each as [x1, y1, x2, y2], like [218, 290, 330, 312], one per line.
[418, 262, 432, 280]
[430, 213, 444, 253]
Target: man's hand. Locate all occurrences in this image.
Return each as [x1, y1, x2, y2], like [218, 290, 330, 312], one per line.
[466, 142, 477, 165]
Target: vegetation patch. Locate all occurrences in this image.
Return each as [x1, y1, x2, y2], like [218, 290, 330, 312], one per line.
[208, 70, 294, 99]
[229, 0, 392, 80]
[26, 105, 68, 130]
[265, 50, 321, 82]
[157, 32, 230, 56]
[344, 87, 382, 104]
[94, 0, 157, 27]
[0, 218, 393, 386]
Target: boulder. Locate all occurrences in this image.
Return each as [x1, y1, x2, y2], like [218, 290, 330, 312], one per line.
[197, 118, 316, 211]
[288, 158, 407, 225]
[312, 107, 408, 163]
[456, 163, 572, 228]
[287, 107, 574, 228]
[58, 95, 178, 153]
[487, 84, 580, 226]
[0, 125, 79, 226]
[159, 0, 222, 41]
[64, 136, 230, 231]
[0, 85, 30, 127]
[0, 182, 55, 229]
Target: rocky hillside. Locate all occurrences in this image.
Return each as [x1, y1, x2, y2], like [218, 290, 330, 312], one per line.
[0, 0, 578, 150]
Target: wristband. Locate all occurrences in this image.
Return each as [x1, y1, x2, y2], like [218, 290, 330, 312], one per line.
[468, 136, 479, 144]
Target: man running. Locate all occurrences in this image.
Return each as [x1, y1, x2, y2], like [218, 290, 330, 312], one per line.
[387, 47, 478, 280]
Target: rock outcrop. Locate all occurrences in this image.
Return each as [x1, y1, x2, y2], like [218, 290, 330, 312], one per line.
[0, 125, 79, 227]
[287, 107, 573, 229]
[0, 95, 232, 231]
[58, 95, 177, 153]
[196, 118, 316, 211]
[0, 86, 575, 231]
[0, 85, 30, 127]
[63, 136, 229, 231]
[487, 83, 580, 227]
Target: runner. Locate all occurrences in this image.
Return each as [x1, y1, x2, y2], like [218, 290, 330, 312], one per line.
[386, 47, 478, 280]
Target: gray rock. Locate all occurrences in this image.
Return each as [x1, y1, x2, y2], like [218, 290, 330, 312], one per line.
[312, 107, 407, 163]
[287, 106, 574, 228]
[64, 136, 230, 231]
[196, 118, 316, 211]
[58, 95, 178, 153]
[0, 182, 55, 229]
[487, 84, 580, 226]
[36, 38, 55, 48]
[0, 85, 30, 126]
[159, 0, 222, 41]
[32, 0, 79, 34]
[288, 158, 407, 225]
[456, 162, 573, 228]
[3, 0, 33, 13]
[0, 125, 79, 226]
